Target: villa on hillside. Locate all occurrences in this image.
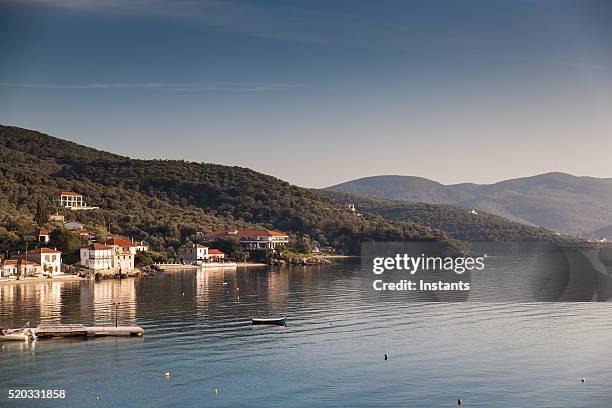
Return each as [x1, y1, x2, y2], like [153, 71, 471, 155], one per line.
[38, 230, 50, 243]
[48, 212, 65, 223]
[59, 191, 99, 210]
[179, 244, 226, 265]
[203, 229, 289, 250]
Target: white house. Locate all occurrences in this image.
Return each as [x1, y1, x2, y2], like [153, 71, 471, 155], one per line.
[80, 242, 135, 272]
[1, 259, 42, 278]
[38, 230, 50, 243]
[204, 229, 289, 250]
[26, 247, 62, 276]
[59, 192, 99, 211]
[48, 212, 65, 223]
[64, 222, 84, 231]
[80, 243, 114, 270]
[179, 244, 226, 265]
[60, 192, 84, 208]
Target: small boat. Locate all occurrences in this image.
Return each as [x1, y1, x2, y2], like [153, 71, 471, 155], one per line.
[0, 329, 30, 342]
[251, 317, 286, 326]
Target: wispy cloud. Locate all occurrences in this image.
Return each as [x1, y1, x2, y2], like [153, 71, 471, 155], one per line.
[0, 81, 305, 92]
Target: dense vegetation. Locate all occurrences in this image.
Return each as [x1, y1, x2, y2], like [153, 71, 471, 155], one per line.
[317, 190, 577, 243]
[0, 125, 454, 257]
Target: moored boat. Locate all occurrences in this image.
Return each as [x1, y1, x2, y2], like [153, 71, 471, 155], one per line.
[251, 317, 286, 326]
[0, 328, 30, 341]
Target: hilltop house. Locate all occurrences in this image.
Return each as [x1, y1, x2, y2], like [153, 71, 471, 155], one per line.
[25, 247, 62, 276]
[180, 244, 226, 265]
[59, 192, 99, 210]
[203, 229, 289, 251]
[1, 259, 43, 278]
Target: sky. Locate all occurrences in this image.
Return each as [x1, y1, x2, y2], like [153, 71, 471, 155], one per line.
[0, 0, 611, 188]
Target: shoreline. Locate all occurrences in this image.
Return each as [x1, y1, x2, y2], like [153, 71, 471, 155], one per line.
[158, 262, 267, 270]
[316, 255, 358, 259]
[0, 274, 83, 286]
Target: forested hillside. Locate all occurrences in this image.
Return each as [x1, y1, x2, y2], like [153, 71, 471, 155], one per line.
[0, 125, 451, 255]
[318, 190, 575, 242]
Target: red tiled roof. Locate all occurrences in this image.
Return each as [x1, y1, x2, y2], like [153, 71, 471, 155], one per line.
[60, 192, 82, 196]
[28, 247, 61, 254]
[206, 229, 288, 238]
[208, 249, 225, 255]
[38, 230, 49, 235]
[85, 243, 114, 250]
[2, 259, 40, 266]
[105, 237, 138, 247]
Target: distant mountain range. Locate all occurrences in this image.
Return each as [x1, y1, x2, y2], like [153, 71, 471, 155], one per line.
[0, 125, 573, 259]
[327, 173, 612, 238]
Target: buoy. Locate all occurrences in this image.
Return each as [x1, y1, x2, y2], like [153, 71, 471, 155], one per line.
[96, 396, 100, 401]
[458, 398, 464, 405]
[384, 353, 389, 361]
[165, 372, 171, 378]
[581, 377, 586, 383]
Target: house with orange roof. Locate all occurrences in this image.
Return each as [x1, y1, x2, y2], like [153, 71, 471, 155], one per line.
[179, 244, 226, 265]
[1, 259, 43, 278]
[204, 229, 289, 251]
[104, 237, 149, 254]
[25, 247, 62, 276]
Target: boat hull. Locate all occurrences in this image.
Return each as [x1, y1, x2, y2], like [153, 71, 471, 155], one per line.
[0, 334, 29, 342]
[251, 317, 286, 326]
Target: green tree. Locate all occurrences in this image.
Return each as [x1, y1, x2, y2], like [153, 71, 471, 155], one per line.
[207, 238, 249, 261]
[34, 200, 47, 227]
[49, 228, 82, 254]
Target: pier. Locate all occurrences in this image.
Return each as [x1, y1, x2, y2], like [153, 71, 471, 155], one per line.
[33, 324, 144, 338]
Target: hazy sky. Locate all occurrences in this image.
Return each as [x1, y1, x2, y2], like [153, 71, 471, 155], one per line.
[1, 0, 611, 188]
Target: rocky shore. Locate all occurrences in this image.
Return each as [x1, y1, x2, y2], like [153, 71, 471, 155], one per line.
[270, 256, 332, 266]
[78, 265, 164, 280]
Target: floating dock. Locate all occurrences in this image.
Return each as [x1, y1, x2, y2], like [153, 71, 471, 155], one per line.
[33, 324, 144, 338]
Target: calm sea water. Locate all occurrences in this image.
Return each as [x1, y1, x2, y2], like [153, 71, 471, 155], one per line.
[1, 259, 612, 407]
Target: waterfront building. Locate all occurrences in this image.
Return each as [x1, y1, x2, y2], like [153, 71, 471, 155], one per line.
[1, 259, 43, 277]
[80, 242, 135, 271]
[26, 247, 63, 276]
[180, 244, 226, 265]
[204, 229, 289, 250]
[80, 243, 114, 270]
